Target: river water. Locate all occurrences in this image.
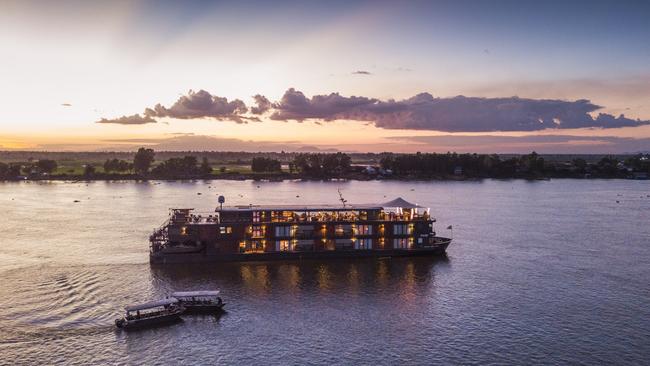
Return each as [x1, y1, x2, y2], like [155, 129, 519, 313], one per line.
[0, 179, 648, 365]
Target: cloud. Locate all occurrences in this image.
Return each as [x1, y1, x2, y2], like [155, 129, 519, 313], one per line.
[96, 87, 650, 133]
[270, 88, 379, 121]
[96, 113, 156, 125]
[269, 89, 650, 132]
[144, 89, 249, 122]
[352, 70, 372, 75]
[250, 94, 272, 115]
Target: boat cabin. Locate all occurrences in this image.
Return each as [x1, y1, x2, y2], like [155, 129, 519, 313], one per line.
[124, 298, 180, 320]
[171, 290, 224, 312]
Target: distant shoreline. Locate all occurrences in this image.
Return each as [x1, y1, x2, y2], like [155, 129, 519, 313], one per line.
[2, 150, 648, 182]
[1, 173, 646, 182]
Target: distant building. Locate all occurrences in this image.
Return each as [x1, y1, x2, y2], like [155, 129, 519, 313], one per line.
[453, 166, 463, 175]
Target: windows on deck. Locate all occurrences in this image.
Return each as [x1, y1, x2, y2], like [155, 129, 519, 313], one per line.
[240, 240, 265, 253]
[393, 224, 413, 235]
[275, 225, 294, 237]
[355, 238, 372, 250]
[251, 225, 265, 238]
[356, 224, 372, 235]
[275, 240, 293, 252]
[334, 224, 353, 237]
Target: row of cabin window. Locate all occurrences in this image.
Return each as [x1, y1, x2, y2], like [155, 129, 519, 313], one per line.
[272, 224, 413, 237]
[272, 238, 411, 251]
[258, 211, 373, 222]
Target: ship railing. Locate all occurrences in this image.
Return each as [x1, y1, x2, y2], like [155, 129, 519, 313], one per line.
[263, 215, 429, 224]
[179, 214, 220, 224]
[149, 226, 169, 252]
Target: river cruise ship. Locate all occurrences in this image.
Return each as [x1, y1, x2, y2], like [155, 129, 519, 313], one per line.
[149, 197, 452, 264]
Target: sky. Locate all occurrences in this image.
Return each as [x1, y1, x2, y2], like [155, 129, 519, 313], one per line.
[1, 0, 649, 153]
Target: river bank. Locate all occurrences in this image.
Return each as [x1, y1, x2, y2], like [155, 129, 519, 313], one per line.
[1, 171, 646, 182]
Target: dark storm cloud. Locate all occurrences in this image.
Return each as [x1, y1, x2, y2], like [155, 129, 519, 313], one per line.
[144, 89, 249, 123]
[96, 113, 156, 125]
[250, 94, 272, 115]
[352, 70, 372, 75]
[269, 89, 650, 132]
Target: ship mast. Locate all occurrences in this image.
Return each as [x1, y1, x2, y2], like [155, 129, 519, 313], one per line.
[338, 188, 347, 208]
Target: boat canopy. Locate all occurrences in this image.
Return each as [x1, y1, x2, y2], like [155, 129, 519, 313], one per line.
[125, 298, 178, 312]
[381, 197, 423, 209]
[171, 290, 220, 298]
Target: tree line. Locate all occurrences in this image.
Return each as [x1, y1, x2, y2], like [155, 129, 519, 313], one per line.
[1, 148, 648, 180]
[379, 152, 650, 178]
[0, 159, 57, 178]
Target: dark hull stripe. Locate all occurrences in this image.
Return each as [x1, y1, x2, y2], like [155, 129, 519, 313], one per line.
[151, 241, 450, 264]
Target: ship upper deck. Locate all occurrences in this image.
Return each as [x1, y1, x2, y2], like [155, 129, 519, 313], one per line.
[219, 203, 383, 212]
[168, 198, 432, 225]
[218, 197, 423, 212]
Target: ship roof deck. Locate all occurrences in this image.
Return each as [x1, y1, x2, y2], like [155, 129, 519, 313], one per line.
[219, 204, 384, 212]
[218, 197, 424, 212]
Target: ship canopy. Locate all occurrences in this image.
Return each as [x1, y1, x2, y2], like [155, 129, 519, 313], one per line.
[125, 298, 178, 312]
[381, 197, 423, 209]
[171, 290, 220, 298]
[215, 197, 423, 212]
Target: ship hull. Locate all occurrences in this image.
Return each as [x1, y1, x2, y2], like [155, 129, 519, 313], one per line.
[150, 238, 451, 264]
[115, 312, 183, 330]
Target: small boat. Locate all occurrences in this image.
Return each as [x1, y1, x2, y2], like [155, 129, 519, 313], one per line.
[171, 290, 225, 313]
[115, 298, 184, 329]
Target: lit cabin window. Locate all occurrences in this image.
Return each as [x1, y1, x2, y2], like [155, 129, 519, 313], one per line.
[335, 224, 352, 236]
[180, 226, 187, 235]
[220, 226, 232, 234]
[251, 240, 264, 252]
[357, 224, 372, 235]
[252, 225, 264, 237]
[252, 211, 261, 223]
[275, 240, 292, 251]
[335, 225, 344, 236]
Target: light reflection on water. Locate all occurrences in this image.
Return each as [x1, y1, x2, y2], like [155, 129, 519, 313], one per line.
[0, 179, 649, 364]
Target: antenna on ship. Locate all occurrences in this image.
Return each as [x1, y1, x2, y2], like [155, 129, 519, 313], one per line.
[218, 195, 225, 211]
[338, 188, 347, 208]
